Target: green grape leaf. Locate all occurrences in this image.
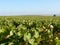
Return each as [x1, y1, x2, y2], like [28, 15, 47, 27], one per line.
[29, 38, 35, 45]
[10, 30, 13, 36]
[34, 30, 39, 38]
[24, 33, 31, 42]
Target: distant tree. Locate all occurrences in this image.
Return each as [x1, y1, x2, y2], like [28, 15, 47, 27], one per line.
[53, 14, 56, 17]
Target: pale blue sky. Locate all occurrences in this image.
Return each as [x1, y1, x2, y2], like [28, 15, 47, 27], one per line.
[0, 0, 60, 16]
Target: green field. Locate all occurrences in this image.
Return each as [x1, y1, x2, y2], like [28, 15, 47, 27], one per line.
[0, 16, 60, 45]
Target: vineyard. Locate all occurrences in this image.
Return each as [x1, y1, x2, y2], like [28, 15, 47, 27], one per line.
[0, 16, 60, 45]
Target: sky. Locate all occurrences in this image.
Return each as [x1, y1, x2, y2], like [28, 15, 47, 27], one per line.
[0, 0, 60, 16]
